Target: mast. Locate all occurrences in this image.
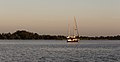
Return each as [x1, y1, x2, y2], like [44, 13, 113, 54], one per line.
[74, 17, 79, 37]
[68, 24, 71, 36]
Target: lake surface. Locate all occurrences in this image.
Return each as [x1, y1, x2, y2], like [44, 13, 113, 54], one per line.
[0, 40, 120, 62]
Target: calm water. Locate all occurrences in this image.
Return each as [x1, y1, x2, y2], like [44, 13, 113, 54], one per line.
[0, 40, 120, 62]
[0, 40, 120, 44]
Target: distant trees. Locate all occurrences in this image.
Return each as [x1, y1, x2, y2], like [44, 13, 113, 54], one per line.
[0, 30, 66, 40]
[0, 30, 120, 40]
[80, 35, 120, 40]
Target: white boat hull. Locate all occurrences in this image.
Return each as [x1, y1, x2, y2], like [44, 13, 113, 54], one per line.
[67, 36, 79, 42]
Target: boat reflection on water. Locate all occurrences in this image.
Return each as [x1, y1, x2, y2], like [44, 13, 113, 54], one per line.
[67, 41, 79, 44]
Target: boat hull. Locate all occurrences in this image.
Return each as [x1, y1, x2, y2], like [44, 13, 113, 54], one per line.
[67, 38, 79, 42]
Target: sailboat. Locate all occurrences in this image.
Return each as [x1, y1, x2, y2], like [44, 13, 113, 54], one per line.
[67, 17, 79, 42]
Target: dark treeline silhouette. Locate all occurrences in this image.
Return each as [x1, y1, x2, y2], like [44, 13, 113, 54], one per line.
[80, 36, 120, 40]
[0, 30, 66, 40]
[0, 30, 120, 40]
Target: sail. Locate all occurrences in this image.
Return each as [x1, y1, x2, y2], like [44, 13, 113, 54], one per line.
[74, 17, 79, 37]
[68, 24, 71, 37]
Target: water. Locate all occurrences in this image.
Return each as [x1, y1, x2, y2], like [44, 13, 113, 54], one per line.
[0, 40, 120, 62]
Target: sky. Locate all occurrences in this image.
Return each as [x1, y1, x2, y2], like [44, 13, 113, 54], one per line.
[0, 0, 120, 36]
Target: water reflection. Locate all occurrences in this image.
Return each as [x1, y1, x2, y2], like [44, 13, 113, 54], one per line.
[0, 40, 120, 45]
[67, 42, 79, 45]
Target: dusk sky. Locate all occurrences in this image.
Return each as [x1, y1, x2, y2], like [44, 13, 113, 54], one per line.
[0, 0, 120, 36]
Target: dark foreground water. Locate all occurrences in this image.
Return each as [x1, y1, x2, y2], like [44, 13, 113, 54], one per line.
[0, 40, 120, 62]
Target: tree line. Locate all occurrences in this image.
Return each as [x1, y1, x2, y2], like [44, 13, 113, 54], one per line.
[0, 30, 120, 40]
[80, 36, 120, 40]
[0, 30, 66, 40]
